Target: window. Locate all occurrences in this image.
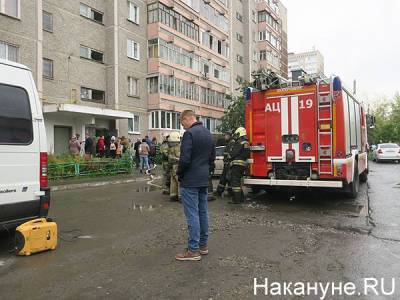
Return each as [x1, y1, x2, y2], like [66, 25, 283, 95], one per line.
[147, 76, 158, 93]
[1, 0, 19, 18]
[0, 41, 18, 62]
[149, 110, 181, 129]
[252, 10, 256, 22]
[128, 2, 139, 24]
[127, 39, 140, 60]
[43, 11, 53, 32]
[259, 30, 267, 41]
[253, 51, 257, 62]
[80, 3, 103, 23]
[80, 46, 103, 63]
[236, 33, 243, 43]
[0, 83, 33, 144]
[236, 12, 243, 22]
[236, 55, 244, 64]
[128, 115, 140, 133]
[128, 77, 138, 96]
[80, 87, 105, 103]
[43, 58, 53, 79]
[259, 50, 267, 61]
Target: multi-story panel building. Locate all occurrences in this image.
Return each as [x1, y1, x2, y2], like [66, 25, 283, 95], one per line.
[288, 49, 325, 80]
[230, 0, 287, 94]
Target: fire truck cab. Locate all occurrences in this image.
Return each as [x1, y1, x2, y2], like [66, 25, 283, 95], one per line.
[244, 73, 368, 198]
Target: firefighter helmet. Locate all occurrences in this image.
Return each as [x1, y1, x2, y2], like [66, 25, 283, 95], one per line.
[169, 131, 180, 142]
[234, 127, 247, 137]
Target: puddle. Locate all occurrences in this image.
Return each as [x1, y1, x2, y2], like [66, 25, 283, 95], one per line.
[129, 203, 158, 213]
[135, 186, 158, 193]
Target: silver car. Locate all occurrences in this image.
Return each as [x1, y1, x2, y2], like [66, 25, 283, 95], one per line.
[373, 143, 400, 163]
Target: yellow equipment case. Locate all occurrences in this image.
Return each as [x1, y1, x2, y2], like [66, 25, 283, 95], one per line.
[15, 218, 57, 256]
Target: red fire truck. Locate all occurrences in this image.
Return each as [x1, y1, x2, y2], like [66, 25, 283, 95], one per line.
[244, 72, 368, 198]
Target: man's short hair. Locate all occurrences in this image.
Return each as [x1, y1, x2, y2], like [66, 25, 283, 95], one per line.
[181, 110, 196, 120]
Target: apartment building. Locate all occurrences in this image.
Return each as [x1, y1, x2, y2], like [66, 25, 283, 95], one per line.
[0, 0, 147, 154]
[146, 0, 231, 138]
[230, 0, 287, 94]
[288, 49, 325, 80]
[0, 0, 288, 153]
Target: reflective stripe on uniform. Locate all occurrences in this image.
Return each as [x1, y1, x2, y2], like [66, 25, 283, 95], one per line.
[232, 187, 242, 192]
[231, 160, 247, 166]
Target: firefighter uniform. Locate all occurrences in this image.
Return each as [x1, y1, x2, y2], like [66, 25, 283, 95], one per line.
[168, 132, 181, 202]
[215, 134, 235, 197]
[208, 159, 216, 201]
[229, 127, 250, 204]
[160, 137, 170, 195]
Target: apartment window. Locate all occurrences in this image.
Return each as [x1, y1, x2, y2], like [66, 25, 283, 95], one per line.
[259, 30, 267, 41]
[80, 87, 105, 103]
[128, 115, 140, 133]
[43, 58, 53, 79]
[236, 12, 243, 22]
[258, 11, 267, 23]
[259, 50, 267, 61]
[128, 77, 138, 96]
[147, 76, 158, 94]
[148, 38, 159, 58]
[252, 10, 256, 22]
[236, 55, 244, 64]
[0, 41, 18, 62]
[128, 2, 139, 24]
[127, 39, 140, 60]
[43, 11, 53, 32]
[236, 33, 243, 43]
[80, 46, 104, 63]
[1, 0, 19, 18]
[80, 3, 103, 23]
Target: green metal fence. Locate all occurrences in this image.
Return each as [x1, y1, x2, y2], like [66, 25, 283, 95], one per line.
[48, 155, 134, 180]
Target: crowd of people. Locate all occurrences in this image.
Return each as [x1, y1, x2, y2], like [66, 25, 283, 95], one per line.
[68, 133, 160, 174]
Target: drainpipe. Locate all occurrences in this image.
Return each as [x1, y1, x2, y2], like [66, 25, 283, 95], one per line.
[113, 0, 120, 133]
[37, 0, 43, 99]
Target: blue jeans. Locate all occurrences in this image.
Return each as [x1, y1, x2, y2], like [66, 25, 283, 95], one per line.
[139, 155, 149, 171]
[180, 187, 208, 252]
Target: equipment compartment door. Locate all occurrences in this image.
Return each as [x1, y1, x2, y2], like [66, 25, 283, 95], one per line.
[291, 94, 317, 162]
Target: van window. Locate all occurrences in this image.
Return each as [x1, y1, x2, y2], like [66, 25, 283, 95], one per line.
[0, 84, 33, 145]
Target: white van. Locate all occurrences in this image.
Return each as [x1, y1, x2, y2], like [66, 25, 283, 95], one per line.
[0, 59, 50, 228]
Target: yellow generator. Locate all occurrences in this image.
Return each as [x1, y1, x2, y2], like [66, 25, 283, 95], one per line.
[15, 218, 57, 256]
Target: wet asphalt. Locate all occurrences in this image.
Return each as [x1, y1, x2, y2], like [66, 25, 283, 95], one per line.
[0, 162, 399, 299]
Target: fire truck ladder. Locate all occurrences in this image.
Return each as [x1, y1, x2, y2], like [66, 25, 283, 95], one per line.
[317, 78, 334, 175]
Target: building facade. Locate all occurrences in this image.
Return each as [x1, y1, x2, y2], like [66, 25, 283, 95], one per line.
[288, 49, 325, 80]
[0, 0, 288, 153]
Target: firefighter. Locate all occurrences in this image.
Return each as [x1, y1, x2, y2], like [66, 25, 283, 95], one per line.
[214, 131, 235, 197]
[168, 132, 181, 202]
[208, 146, 216, 201]
[229, 127, 250, 204]
[160, 135, 170, 195]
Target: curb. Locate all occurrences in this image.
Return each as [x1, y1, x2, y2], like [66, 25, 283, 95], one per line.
[50, 177, 151, 192]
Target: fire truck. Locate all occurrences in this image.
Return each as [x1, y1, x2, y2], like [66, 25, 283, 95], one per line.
[243, 71, 368, 198]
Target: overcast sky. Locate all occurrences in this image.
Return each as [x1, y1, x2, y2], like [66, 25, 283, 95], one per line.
[284, 0, 400, 103]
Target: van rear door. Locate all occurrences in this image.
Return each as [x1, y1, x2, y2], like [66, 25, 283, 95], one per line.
[0, 65, 41, 221]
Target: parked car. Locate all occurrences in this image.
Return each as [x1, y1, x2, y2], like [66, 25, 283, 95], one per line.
[373, 143, 400, 163]
[213, 146, 225, 176]
[0, 59, 50, 228]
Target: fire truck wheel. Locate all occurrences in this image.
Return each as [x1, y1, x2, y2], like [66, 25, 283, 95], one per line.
[359, 169, 368, 183]
[346, 162, 360, 199]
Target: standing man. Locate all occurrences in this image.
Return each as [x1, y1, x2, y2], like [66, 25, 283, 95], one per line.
[229, 127, 250, 204]
[168, 132, 181, 202]
[214, 131, 235, 197]
[160, 135, 171, 194]
[133, 138, 141, 169]
[84, 133, 94, 160]
[175, 110, 215, 261]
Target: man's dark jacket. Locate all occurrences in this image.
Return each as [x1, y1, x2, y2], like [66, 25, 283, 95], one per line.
[177, 122, 215, 188]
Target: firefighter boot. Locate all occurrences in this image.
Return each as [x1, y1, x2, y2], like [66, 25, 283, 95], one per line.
[229, 188, 243, 204]
[214, 184, 224, 197]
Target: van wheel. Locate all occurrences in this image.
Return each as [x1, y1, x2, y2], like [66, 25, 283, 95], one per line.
[346, 162, 359, 199]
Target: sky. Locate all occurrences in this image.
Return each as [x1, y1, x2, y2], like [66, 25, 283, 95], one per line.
[283, 0, 400, 103]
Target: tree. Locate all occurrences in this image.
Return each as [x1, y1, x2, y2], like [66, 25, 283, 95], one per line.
[217, 81, 250, 133]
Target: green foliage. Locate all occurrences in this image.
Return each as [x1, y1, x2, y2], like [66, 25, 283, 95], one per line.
[217, 81, 250, 133]
[368, 93, 400, 145]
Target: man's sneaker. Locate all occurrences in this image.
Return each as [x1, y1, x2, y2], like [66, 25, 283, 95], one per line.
[175, 249, 201, 261]
[199, 245, 209, 255]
